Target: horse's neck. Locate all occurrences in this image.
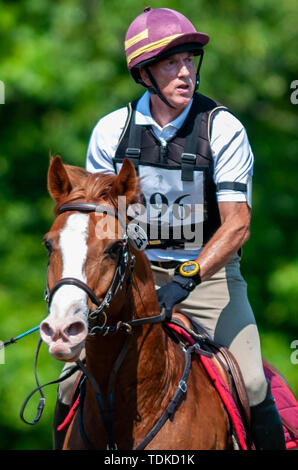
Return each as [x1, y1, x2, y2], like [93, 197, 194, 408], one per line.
[85, 254, 181, 403]
[83, 257, 186, 448]
[85, 288, 165, 391]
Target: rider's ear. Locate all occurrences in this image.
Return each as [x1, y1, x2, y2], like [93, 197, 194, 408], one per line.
[48, 155, 72, 202]
[139, 66, 152, 87]
[109, 158, 138, 204]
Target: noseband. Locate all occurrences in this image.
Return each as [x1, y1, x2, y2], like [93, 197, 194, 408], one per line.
[44, 202, 167, 335]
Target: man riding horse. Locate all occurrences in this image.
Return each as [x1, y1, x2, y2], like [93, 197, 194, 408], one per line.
[55, 7, 285, 450]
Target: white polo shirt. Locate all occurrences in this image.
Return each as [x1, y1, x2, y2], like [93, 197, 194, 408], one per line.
[86, 91, 254, 261]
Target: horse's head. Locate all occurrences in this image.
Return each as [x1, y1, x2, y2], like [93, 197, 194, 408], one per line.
[40, 156, 140, 362]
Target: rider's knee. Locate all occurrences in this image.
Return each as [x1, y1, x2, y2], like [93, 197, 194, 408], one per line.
[245, 374, 268, 407]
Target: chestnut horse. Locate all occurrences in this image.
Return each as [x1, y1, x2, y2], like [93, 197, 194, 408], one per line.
[40, 156, 232, 450]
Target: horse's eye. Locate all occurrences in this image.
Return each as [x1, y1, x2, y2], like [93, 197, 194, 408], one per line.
[43, 238, 53, 256]
[104, 241, 123, 259]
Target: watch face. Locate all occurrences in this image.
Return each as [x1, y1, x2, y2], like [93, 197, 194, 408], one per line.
[179, 261, 200, 277]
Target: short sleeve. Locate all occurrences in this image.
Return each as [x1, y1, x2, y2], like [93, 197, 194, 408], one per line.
[85, 107, 129, 174]
[210, 110, 254, 207]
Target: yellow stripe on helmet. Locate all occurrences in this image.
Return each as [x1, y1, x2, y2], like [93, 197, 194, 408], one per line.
[126, 33, 183, 65]
[125, 28, 149, 50]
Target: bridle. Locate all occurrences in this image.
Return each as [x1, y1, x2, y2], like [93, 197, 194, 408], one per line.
[44, 201, 168, 335]
[22, 201, 200, 449]
[43, 200, 172, 450]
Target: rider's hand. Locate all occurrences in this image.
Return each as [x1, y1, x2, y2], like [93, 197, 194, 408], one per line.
[156, 275, 197, 320]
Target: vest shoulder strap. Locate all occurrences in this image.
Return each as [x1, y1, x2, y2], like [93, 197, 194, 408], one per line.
[180, 93, 218, 181]
[181, 108, 203, 182]
[114, 100, 136, 161]
[207, 105, 229, 142]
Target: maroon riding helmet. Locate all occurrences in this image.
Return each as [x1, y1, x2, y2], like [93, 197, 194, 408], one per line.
[125, 7, 210, 107]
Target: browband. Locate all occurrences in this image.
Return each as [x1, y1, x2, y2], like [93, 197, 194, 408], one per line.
[58, 202, 127, 230]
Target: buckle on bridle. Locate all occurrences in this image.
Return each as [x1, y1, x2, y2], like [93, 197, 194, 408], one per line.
[117, 322, 132, 334]
[178, 380, 187, 393]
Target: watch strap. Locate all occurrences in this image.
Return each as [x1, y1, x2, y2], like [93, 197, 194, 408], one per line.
[174, 261, 201, 285]
[173, 275, 197, 291]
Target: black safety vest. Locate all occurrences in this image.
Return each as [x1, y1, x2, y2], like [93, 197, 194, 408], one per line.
[114, 93, 246, 249]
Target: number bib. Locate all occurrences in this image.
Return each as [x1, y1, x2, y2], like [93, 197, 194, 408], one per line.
[116, 162, 205, 249]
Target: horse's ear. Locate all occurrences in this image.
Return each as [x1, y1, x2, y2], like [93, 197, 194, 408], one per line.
[109, 158, 137, 203]
[48, 155, 72, 202]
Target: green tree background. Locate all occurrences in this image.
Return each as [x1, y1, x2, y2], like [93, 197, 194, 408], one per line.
[0, 0, 297, 450]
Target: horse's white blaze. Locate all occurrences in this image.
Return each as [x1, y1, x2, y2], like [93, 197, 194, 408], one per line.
[50, 213, 89, 320]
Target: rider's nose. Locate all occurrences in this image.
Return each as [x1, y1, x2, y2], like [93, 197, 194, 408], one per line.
[178, 61, 190, 77]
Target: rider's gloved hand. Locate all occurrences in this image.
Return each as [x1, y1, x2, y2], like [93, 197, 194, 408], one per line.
[157, 261, 201, 319]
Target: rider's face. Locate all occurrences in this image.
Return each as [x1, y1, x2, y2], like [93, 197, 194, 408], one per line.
[141, 51, 196, 111]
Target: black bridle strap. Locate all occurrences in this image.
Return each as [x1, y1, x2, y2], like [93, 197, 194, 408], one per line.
[20, 338, 82, 425]
[76, 336, 131, 450]
[58, 202, 127, 231]
[48, 277, 102, 307]
[134, 343, 194, 450]
[126, 308, 168, 327]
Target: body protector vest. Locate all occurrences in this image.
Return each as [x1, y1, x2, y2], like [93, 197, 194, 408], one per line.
[114, 93, 247, 250]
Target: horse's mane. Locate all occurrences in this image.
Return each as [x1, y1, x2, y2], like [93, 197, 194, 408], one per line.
[55, 164, 141, 213]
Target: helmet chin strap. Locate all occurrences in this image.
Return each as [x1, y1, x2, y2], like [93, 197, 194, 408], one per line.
[144, 67, 176, 109]
[142, 51, 204, 110]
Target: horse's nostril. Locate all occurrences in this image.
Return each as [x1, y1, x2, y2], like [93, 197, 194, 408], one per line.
[65, 321, 85, 337]
[40, 322, 54, 338]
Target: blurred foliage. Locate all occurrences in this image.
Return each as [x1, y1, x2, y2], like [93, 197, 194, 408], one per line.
[0, 0, 297, 450]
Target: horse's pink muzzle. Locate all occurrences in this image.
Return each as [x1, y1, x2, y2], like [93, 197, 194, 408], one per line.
[40, 312, 88, 362]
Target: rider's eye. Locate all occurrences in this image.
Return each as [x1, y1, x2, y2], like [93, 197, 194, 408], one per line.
[104, 241, 123, 259]
[43, 238, 53, 256]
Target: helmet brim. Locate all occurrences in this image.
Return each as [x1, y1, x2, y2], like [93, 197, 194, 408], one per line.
[162, 31, 209, 52]
[128, 32, 209, 70]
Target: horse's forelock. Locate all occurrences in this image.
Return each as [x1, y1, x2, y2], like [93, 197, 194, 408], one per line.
[54, 169, 141, 215]
[51, 156, 142, 218]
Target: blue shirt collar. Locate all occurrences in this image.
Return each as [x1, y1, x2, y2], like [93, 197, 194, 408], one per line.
[135, 91, 193, 132]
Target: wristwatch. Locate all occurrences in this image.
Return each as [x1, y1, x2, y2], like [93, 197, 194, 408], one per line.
[173, 260, 201, 291]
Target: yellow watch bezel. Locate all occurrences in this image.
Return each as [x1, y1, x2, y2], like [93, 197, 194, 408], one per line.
[179, 261, 200, 277]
